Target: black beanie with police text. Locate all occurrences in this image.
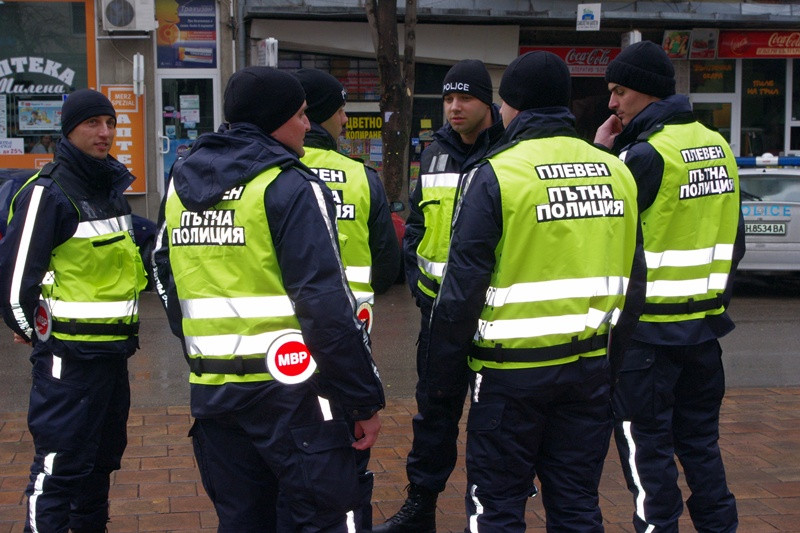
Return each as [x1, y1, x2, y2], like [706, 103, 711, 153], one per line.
[605, 41, 676, 99]
[293, 68, 347, 124]
[499, 51, 571, 111]
[61, 89, 116, 136]
[224, 66, 305, 134]
[442, 59, 494, 106]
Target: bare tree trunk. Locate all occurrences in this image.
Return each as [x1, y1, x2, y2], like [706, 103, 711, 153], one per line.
[365, 0, 417, 204]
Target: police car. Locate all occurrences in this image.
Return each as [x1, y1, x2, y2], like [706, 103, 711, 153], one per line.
[736, 155, 800, 274]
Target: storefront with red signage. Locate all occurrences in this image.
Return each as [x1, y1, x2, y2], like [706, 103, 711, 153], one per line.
[672, 30, 800, 157]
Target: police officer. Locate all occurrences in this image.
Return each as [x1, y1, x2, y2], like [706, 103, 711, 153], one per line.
[293, 67, 400, 530]
[375, 59, 504, 533]
[426, 51, 646, 531]
[595, 40, 743, 532]
[152, 66, 385, 532]
[0, 89, 147, 533]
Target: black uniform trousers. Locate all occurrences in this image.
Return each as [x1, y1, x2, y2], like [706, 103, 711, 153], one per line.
[189, 382, 361, 532]
[612, 338, 738, 533]
[406, 305, 469, 493]
[465, 358, 612, 532]
[25, 351, 129, 533]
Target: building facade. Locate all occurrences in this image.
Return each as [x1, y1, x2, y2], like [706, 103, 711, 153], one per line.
[2, 0, 800, 218]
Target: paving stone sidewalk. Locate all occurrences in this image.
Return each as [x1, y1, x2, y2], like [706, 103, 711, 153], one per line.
[2, 387, 800, 532]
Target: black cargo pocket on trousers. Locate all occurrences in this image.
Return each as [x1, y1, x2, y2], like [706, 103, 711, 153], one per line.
[466, 401, 515, 473]
[611, 347, 657, 420]
[28, 369, 91, 451]
[188, 420, 218, 504]
[290, 420, 359, 512]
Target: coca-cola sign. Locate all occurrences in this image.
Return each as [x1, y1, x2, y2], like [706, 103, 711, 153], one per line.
[520, 46, 621, 77]
[719, 31, 800, 58]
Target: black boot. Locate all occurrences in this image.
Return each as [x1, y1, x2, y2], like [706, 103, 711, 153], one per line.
[373, 483, 437, 533]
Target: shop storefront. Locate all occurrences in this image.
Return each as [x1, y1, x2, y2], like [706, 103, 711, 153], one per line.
[687, 30, 800, 158]
[0, 0, 231, 218]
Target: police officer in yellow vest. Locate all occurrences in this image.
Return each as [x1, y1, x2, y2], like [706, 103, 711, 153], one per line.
[426, 51, 646, 531]
[0, 89, 147, 533]
[595, 41, 744, 532]
[294, 68, 400, 325]
[376, 59, 505, 533]
[152, 66, 385, 532]
[293, 67, 400, 531]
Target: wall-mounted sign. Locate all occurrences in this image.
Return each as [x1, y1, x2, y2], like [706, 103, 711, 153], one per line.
[663, 30, 690, 59]
[156, 0, 217, 68]
[689, 29, 719, 60]
[102, 85, 147, 194]
[719, 31, 800, 59]
[520, 46, 621, 77]
[576, 3, 601, 32]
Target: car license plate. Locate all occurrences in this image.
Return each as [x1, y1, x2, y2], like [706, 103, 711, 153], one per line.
[745, 222, 786, 235]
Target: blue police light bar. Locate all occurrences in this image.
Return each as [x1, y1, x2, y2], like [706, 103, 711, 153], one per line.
[736, 155, 800, 167]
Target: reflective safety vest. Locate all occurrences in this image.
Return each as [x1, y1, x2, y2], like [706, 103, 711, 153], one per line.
[415, 152, 460, 298]
[469, 136, 639, 371]
[165, 167, 303, 386]
[301, 146, 374, 306]
[629, 122, 739, 323]
[12, 172, 147, 343]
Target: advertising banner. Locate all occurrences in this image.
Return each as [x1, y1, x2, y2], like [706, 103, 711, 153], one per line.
[719, 31, 800, 58]
[519, 46, 620, 77]
[102, 85, 147, 194]
[156, 0, 217, 68]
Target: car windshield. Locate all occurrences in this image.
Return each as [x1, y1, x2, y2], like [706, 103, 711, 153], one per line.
[739, 174, 800, 203]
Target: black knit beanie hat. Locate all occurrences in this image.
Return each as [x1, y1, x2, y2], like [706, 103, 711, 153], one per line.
[61, 89, 116, 136]
[499, 51, 571, 111]
[442, 59, 494, 106]
[293, 68, 347, 124]
[605, 41, 676, 98]
[224, 66, 305, 134]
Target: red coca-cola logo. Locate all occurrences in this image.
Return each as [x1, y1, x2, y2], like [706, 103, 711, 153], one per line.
[565, 48, 611, 66]
[767, 32, 800, 48]
[728, 36, 749, 55]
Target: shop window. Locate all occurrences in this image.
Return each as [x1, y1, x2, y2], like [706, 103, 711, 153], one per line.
[693, 102, 732, 143]
[0, 1, 91, 156]
[690, 60, 735, 93]
[278, 52, 380, 102]
[741, 59, 785, 156]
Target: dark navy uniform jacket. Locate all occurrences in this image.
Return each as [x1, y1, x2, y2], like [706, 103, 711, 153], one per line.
[426, 108, 648, 398]
[0, 139, 138, 360]
[153, 122, 385, 420]
[611, 94, 746, 345]
[404, 104, 505, 307]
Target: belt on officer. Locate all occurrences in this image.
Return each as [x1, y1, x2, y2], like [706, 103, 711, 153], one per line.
[51, 319, 140, 336]
[188, 356, 270, 377]
[642, 293, 723, 315]
[472, 333, 609, 364]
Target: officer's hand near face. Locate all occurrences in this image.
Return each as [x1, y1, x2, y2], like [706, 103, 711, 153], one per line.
[594, 114, 623, 149]
[352, 412, 381, 450]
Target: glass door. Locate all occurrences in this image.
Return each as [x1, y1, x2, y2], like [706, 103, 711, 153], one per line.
[691, 96, 739, 156]
[156, 73, 220, 194]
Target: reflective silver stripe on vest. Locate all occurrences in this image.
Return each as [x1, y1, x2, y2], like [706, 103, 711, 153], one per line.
[644, 244, 733, 269]
[420, 172, 460, 189]
[417, 256, 446, 278]
[179, 295, 295, 319]
[50, 299, 138, 319]
[646, 273, 729, 298]
[185, 328, 298, 356]
[485, 276, 629, 308]
[73, 216, 132, 238]
[345, 266, 371, 284]
[475, 307, 621, 341]
[10, 184, 45, 336]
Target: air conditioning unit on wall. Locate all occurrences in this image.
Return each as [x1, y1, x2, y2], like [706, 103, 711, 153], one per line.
[101, 0, 158, 32]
